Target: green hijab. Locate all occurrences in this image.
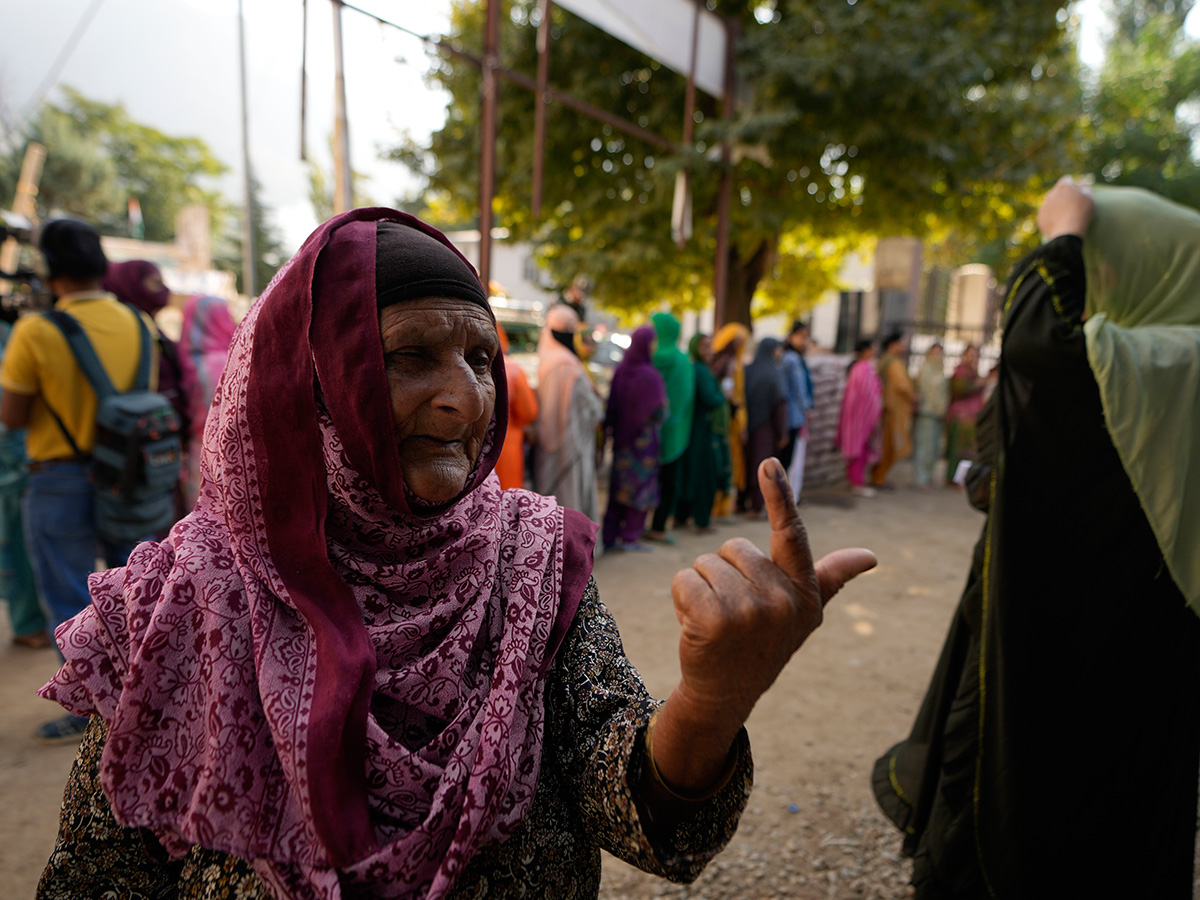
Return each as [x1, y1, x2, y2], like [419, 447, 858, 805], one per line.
[651, 312, 695, 463]
[1082, 186, 1200, 615]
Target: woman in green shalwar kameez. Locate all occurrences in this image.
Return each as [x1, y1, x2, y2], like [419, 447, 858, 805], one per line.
[873, 180, 1200, 899]
[646, 313, 694, 542]
[674, 334, 727, 533]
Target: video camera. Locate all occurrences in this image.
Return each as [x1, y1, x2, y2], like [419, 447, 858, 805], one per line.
[0, 209, 55, 320]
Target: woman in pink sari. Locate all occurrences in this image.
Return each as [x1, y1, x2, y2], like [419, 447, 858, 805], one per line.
[837, 339, 884, 498]
[36, 209, 875, 900]
[177, 294, 238, 507]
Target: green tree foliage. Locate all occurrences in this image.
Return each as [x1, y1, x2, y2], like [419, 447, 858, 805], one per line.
[1081, 0, 1200, 208]
[0, 87, 227, 243]
[393, 0, 1076, 325]
[213, 170, 286, 297]
[307, 134, 377, 225]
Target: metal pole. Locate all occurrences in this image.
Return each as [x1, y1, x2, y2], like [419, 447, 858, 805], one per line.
[238, 0, 257, 297]
[331, 0, 353, 214]
[478, 0, 501, 292]
[713, 18, 738, 328]
[531, 0, 552, 219]
[675, 0, 701, 250]
[300, 0, 309, 161]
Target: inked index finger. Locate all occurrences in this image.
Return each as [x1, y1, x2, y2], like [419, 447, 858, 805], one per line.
[758, 457, 817, 589]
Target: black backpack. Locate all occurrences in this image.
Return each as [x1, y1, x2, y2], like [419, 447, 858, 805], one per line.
[43, 309, 182, 544]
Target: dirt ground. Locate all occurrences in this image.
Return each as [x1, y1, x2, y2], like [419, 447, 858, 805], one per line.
[0, 466, 983, 899]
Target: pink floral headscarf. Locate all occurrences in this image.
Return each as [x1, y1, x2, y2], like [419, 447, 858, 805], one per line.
[41, 209, 596, 900]
[178, 294, 237, 441]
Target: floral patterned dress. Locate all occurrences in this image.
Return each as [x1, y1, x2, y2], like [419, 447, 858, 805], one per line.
[37, 579, 752, 900]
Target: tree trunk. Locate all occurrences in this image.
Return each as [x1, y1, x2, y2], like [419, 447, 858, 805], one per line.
[723, 236, 776, 329]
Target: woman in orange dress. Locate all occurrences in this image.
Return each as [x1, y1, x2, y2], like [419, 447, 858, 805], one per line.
[496, 322, 539, 490]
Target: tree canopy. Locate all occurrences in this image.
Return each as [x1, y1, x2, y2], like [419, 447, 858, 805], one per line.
[1, 87, 285, 298]
[394, 0, 1078, 325]
[1080, 0, 1200, 208]
[1, 87, 228, 243]
[212, 170, 286, 297]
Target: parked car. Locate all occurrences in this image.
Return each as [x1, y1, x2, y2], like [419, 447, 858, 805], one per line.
[491, 295, 544, 388]
[585, 331, 627, 394]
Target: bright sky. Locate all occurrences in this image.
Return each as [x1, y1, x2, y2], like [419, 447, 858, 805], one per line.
[0, 0, 454, 250]
[0, 0, 1192, 255]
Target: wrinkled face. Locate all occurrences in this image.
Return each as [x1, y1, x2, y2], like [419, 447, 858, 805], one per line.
[379, 297, 498, 505]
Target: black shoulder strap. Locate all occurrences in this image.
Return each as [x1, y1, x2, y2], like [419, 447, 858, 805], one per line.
[39, 308, 153, 456]
[45, 308, 153, 397]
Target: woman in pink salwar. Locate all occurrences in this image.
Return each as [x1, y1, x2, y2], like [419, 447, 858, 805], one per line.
[837, 339, 884, 498]
[176, 294, 237, 507]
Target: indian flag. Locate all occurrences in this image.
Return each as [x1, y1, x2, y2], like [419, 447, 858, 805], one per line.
[128, 197, 144, 240]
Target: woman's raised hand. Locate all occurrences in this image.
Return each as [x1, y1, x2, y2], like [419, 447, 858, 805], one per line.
[650, 458, 877, 793]
[1037, 176, 1095, 241]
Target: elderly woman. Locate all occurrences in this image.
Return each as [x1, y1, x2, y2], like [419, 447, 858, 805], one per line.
[36, 209, 875, 900]
[873, 181, 1200, 898]
[533, 303, 604, 520]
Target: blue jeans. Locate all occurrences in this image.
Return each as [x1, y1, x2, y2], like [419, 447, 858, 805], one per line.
[23, 463, 135, 660]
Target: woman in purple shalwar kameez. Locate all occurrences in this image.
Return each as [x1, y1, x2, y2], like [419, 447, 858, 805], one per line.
[602, 326, 666, 551]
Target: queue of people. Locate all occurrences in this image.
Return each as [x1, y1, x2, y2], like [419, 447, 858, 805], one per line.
[834, 334, 993, 498]
[495, 305, 825, 553]
[512, 297, 990, 545]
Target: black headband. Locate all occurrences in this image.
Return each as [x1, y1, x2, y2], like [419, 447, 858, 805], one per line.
[375, 221, 488, 309]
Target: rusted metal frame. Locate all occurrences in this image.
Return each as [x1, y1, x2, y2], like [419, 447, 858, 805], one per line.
[331, 0, 353, 215]
[713, 16, 739, 329]
[531, 0, 553, 219]
[676, 0, 701, 249]
[427, 8, 753, 312]
[503, 66, 678, 152]
[478, 0, 502, 291]
[437, 39, 678, 154]
[300, 0, 309, 161]
[239, 0, 257, 295]
[335, 0, 674, 153]
[502, 65, 678, 152]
